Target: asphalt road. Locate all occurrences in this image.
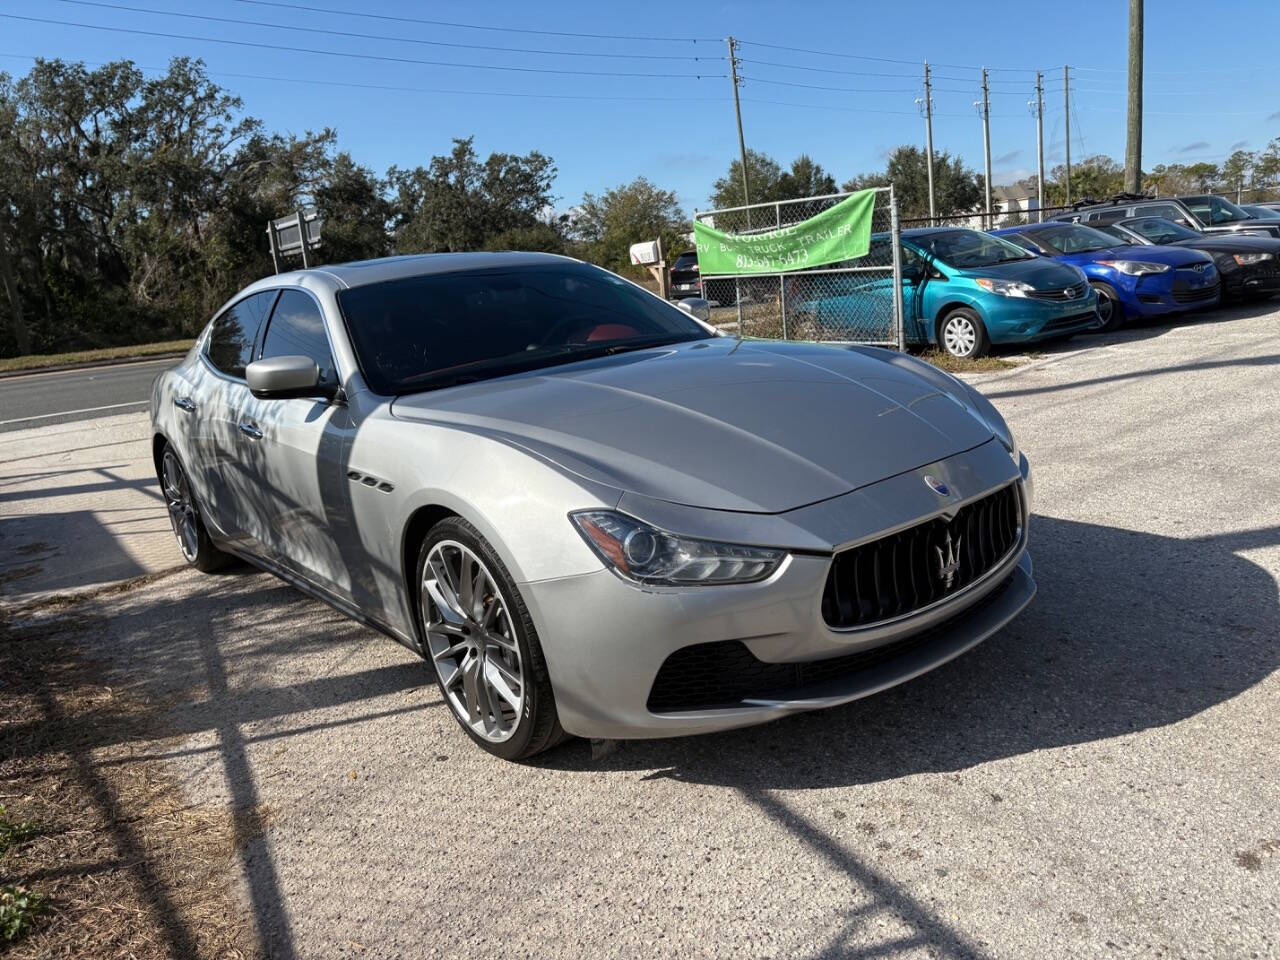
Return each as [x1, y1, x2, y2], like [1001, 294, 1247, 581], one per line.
[5, 301, 1279, 958]
[0, 356, 175, 433]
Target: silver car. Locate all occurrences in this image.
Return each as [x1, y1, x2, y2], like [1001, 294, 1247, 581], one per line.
[150, 253, 1036, 760]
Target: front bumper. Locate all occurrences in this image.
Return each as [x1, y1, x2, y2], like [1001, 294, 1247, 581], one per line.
[523, 442, 1036, 740]
[1119, 269, 1220, 315]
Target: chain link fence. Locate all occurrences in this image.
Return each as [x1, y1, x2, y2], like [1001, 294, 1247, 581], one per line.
[693, 187, 904, 347]
[901, 201, 1083, 232]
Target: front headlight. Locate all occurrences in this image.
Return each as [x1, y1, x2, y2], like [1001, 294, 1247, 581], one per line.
[974, 277, 1034, 298]
[1233, 252, 1273, 266]
[571, 511, 785, 586]
[1096, 260, 1171, 276]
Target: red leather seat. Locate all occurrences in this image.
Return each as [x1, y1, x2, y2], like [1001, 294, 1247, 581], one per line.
[584, 323, 639, 342]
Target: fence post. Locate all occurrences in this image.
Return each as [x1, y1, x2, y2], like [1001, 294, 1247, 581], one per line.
[889, 187, 906, 352]
[735, 277, 743, 334]
[780, 275, 788, 340]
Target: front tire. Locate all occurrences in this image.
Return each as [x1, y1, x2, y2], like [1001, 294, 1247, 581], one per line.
[1089, 280, 1124, 331]
[160, 444, 231, 573]
[939, 307, 989, 359]
[416, 516, 567, 760]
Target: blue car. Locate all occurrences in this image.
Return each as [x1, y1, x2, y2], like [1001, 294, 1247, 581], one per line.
[789, 228, 1100, 359]
[992, 222, 1220, 331]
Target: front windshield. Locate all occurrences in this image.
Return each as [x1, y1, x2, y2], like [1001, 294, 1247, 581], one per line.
[1127, 218, 1200, 244]
[1026, 223, 1118, 254]
[1188, 195, 1252, 224]
[337, 262, 713, 395]
[910, 230, 1033, 267]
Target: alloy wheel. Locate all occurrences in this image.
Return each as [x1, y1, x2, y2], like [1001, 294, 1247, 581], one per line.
[422, 540, 525, 743]
[1096, 290, 1115, 327]
[943, 314, 978, 358]
[161, 450, 200, 562]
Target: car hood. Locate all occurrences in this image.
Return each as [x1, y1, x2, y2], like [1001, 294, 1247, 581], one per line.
[389, 338, 994, 514]
[1056, 243, 1213, 267]
[956, 255, 1083, 288]
[1170, 234, 1280, 254]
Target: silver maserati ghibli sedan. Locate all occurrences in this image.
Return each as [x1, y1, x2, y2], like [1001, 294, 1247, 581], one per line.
[150, 252, 1036, 759]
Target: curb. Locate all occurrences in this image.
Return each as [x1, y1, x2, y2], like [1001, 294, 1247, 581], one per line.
[0, 352, 188, 380]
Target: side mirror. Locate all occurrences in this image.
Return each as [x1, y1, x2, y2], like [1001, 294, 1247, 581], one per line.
[246, 355, 334, 400]
[676, 297, 712, 323]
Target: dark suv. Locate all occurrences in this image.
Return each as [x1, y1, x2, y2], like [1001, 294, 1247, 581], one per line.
[1058, 195, 1280, 239]
[669, 250, 702, 300]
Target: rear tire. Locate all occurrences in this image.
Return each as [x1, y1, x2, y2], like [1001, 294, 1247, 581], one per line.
[159, 444, 231, 573]
[416, 516, 568, 760]
[1089, 281, 1124, 331]
[938, 307, 990, 359]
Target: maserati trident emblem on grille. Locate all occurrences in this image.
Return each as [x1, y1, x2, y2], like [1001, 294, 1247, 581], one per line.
[923, 474, 951, 497]
[934, 532, 962, 590]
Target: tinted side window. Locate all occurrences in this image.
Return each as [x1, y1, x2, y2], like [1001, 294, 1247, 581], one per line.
[260, 289, 337, 385]
[206, 291, 276, 378]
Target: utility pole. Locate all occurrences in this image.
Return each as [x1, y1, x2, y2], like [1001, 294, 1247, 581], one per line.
[726, 36, 751, 224]
[1064, 65, 1072, 204]
[1124, 0, 1143, 194]
[921, 61, 936, 221]
[980, 68, 992, 219]
[1033, 71, 1045, 221]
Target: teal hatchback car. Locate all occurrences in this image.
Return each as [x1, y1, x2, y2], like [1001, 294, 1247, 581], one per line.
[793, 227, 1101, 358]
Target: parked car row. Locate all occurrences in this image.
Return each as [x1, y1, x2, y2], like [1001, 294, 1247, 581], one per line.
[707, 193, 1279, 359]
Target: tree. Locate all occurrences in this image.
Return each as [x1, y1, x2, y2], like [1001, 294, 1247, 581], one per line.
[389, 137, 560, 254]
[776, 154, 837, 202]
[313, 153, 391, 264]
[843, 146, 984, 219]
[572, 177, 686, 274]
[708, 151, 837, 210]
[1044, 154, 1124, 204]
[1219, 150, 1255, 196]
[710, 149, 783, 209]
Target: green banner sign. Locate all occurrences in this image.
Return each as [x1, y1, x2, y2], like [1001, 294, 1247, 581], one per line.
[693, 190, 876, 276]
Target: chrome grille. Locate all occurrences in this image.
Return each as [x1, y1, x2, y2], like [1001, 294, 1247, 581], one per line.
[821, 483, 1022, 629]
[1027, 281, 1087, 301]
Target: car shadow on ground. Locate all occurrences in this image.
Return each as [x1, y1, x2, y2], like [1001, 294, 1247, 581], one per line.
[536, 514, 1280, 789]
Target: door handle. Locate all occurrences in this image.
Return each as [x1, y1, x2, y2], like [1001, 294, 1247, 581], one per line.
[174, 396, 196, 413]
[238, 421, 263, 440]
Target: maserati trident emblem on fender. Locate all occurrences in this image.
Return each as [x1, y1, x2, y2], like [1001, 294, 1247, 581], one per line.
[934, 532, 963, 590]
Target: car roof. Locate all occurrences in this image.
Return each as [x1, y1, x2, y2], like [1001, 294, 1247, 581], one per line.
[260, 251, 582, 292]
[900, 226, 986, 238]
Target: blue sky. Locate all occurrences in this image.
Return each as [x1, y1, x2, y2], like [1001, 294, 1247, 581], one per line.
[4, 0, 1278, 215]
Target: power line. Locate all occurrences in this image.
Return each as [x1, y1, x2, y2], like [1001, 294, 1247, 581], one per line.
[52, 0, 721, 63]
[734, 38, 1038, 73]
[228, 0, 718, 43]
[736, 57, 919, 79]
[0, 51, 728, 104]
[741, 76, 917, 94]
[0, 14, 724, 79]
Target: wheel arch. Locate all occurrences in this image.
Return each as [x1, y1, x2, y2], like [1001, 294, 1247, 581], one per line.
[151, 432, 169, 479]
[399, 504, 460, 647]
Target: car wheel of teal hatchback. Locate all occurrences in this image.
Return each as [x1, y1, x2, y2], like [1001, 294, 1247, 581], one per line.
[939, 307, 989, 360]
[1089, 281, 1123, 332]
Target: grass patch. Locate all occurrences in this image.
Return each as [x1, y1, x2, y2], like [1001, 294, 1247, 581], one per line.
[917, 349, 1019, 374]
[0, 340, 193, 374]
[0, 807, 39, 856]
[1, 885, 47, 944]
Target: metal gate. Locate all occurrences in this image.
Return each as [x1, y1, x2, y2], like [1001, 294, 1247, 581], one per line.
[693, 186, 905, 349]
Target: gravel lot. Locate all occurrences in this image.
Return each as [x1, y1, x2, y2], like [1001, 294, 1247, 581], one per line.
[5, 301, 1278, 959]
